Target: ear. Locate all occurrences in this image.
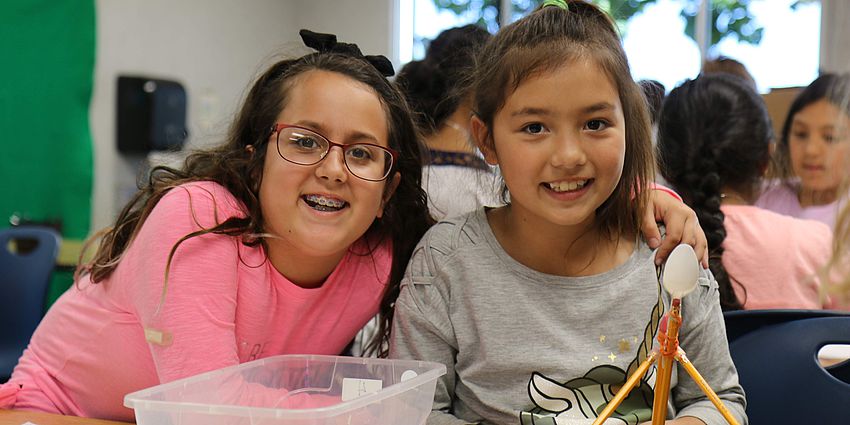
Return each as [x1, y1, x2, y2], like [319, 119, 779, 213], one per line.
[471, 115, 498, 165]
[377, 171, 401, 218]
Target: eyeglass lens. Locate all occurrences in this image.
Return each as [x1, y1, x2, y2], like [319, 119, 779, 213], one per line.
[277, 127, 393, 181]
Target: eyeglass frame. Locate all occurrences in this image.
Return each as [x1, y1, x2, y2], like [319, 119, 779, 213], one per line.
[269, 123, 399, 182]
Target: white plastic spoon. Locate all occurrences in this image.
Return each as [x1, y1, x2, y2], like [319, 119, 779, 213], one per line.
[662, 244, 699, 299]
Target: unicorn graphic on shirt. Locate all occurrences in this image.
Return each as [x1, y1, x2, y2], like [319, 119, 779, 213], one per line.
[520, 270, 664, 425]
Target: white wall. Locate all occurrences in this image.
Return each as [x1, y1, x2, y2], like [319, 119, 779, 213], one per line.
[90, 0, 395, 232]
[293, 0, 398, 66]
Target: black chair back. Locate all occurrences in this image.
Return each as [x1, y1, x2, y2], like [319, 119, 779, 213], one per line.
[725, 311, 850, 423]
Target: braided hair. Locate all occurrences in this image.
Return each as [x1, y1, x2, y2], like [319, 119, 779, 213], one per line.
[657, 74, 773, 310]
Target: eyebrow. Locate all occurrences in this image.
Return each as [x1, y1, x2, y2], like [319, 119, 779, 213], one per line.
[509, 102, 617, 117]
[790, 120, 843, 133]
[294, 120, 380, 144]
[582, 102, 617, 114]
[509, 107, 548, 118]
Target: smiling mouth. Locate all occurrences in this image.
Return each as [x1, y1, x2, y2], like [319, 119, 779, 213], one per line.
[544, 179, 591, 192]
[303, 194, 348, 212]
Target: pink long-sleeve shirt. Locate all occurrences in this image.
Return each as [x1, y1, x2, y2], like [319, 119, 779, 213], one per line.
[1, 181, 390, 421]
[720, 204, 832, 310]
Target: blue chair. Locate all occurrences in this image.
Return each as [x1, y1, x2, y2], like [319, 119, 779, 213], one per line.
[726, 314, 850, 423]
[0, 226, 61, 381]
[723, 308, 850, 342]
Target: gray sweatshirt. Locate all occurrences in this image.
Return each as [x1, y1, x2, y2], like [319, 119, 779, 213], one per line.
[389, 208, 747, 425]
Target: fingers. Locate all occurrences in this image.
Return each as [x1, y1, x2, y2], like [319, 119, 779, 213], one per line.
[692, 215, 709, 269]
[648, 188, 708, 267]
[655, 208, 702, 267]
[654, 227, 677, 265]
[640, 204, 662, 250]
[680, 207, 709, 268]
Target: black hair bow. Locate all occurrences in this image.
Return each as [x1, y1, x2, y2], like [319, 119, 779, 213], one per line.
[299, 29, 395, 77]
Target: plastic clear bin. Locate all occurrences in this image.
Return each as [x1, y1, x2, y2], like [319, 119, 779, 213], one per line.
[125, 355, 446, 425]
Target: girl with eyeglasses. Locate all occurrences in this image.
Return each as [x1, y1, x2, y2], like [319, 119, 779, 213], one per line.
[389, 2, 743, 424]
[0, 30, 430, 421]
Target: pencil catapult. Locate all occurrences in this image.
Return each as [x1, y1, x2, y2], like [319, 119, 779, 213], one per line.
[591, 245, 740, 425]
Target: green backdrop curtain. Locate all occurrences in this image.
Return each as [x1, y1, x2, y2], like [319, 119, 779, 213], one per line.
[0, 0, 95, 307]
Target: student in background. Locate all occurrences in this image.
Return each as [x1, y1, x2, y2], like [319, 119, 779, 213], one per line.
[395, 24, 502, 220]
[757, 73, 850, 229]
[390, 2, 744, 424]
[0, 30, 432, 421]
[657, 74, 832, 310]
[702, 55, 758, 92]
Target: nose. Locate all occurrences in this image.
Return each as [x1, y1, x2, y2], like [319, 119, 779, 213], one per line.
[549, 132, 586, 169]
[802, 138, 825, 158]
[315, 146, 349, 182]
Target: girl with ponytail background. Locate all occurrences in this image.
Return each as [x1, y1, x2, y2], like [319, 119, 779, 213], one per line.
[657, 74, 833, 310]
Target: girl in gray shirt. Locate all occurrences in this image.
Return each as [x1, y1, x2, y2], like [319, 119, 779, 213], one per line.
[389, 2, 746, 425]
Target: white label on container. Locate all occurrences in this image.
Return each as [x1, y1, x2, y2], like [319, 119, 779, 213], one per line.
[341, 378, 383, 401]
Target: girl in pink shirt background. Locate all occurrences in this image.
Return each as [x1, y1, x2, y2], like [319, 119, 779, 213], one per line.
[0, 30, 433, 421]
[657, 73, 833, 311]
[757, 73, 850, 229]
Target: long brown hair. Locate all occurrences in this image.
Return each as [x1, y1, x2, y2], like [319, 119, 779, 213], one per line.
[470, 1, 654, 240]
[78, 52, 432, 355]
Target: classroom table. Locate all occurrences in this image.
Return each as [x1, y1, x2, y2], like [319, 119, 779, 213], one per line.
[0, 410, 132, 425]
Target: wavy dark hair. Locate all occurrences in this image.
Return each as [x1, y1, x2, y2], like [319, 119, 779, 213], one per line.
[77, 52, 432, 356]
[657, 74, 773, 310]
[774, 73, 850, 179]
[395, 24, 491, 135]
[470, 1, 654, 241]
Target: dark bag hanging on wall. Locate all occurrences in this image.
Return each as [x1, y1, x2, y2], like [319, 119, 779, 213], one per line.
[116, 75, 189, 154]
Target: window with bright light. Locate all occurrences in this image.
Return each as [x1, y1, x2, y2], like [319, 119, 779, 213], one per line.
[709, 0, 820, 91]
[401, 0, 822, 93]
[399, 0, 498, 64]
[623, 0, 821, 93]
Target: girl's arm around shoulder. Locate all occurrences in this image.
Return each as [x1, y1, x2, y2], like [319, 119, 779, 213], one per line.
[672, 268, 747, 425]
